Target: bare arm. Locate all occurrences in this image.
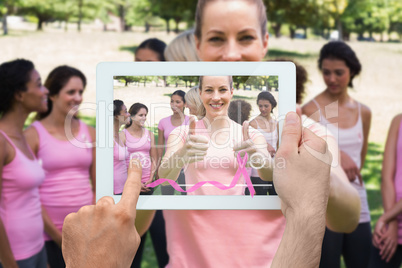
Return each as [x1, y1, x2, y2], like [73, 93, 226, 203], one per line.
[158, 118, 208, 181]
[88, 126, 96, 204]
[360, 105, 372, 170]
[148, 131, 157, 183]
[325, 137, 360, 233]
[0, 135, 18, 268]
[157, 128, 165, 176]
[272, 112, 330, 267]
[373, 114, 402, 261]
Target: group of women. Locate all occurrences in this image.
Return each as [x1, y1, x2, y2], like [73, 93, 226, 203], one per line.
[0, 61, 95, 267]
[1, 0, 401, 267]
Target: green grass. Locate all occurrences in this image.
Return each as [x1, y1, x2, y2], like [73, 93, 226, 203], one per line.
[266, 48, 318, 59]
[119, 45, 138, 55]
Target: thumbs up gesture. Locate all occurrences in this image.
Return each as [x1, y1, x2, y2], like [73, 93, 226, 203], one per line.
[177, 116, 209, 164]
[233, 121, 270, 170]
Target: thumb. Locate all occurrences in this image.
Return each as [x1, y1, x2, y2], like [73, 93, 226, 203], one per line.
[242, 120, 250, 141]
[188, 115, 197, 136]
[278, 112, 301, 156]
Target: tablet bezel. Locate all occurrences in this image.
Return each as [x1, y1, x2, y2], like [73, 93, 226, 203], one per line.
[96, 62, 295, 209]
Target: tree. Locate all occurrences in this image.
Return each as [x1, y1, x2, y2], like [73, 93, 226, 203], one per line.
[19, 0, 57, 30]
[149, 0, 196, 33]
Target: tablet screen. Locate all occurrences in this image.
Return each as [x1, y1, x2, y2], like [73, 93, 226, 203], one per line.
[97, 62, 295, 209]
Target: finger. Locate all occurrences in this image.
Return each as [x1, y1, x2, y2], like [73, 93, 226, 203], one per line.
[357, 172, 363, 186]
[276, 112, 301, 158]
[299, 127, 332, 166]
[189, 115, 197, 136]
[119, 158, 142, 213]
[96, 196, 115, 206]
[233, 140, 254, 152]
[386, 244, 397, 263]
[242, 120, 250, 141]
[188, 134, 209, 144]
[380, 238, 390, 256]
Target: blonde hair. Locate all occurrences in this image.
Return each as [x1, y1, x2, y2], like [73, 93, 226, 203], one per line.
[164, 29, 200, 61]
[185, 86, 205, 119]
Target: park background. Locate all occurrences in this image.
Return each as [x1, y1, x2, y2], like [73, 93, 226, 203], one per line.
[1, 0, 402, 267]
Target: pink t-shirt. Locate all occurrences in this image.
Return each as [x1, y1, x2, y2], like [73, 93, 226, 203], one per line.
[124, 128, 151, 183]
[31, 121, 94, 240]
[158, 115, 190, 144]
[164, 119, 285, 267]
[0, 131, 45, 260]
[394, 119, 402, 244]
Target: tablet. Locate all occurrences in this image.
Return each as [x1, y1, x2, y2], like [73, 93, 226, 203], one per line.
[96, 62, 295, 209]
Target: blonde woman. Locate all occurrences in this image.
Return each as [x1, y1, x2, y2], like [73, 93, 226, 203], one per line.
[184, 86, 205, 119]
[164, 29, 200, 61]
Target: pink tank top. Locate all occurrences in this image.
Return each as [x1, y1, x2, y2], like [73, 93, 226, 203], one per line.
[393, 119, 402, 244]
[158, 115, 190, 144]
[124, 128, 151, 183]
[114, 140, 128, 194]
[0, 131, 45, 260]
[31, 121, 94, 240]
[312, 99, 370, 223]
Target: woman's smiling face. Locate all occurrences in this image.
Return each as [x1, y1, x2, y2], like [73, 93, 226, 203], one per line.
[195, 0, 268, 62]
[199, 76, 233, 119]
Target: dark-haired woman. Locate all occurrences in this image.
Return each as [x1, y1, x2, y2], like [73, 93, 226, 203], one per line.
[24, 65, 96, 268]
[303, 41, 372, 268]
[113, 100, 130, 195]
[0, 59, 48, 268]
[124, 103, 157, 194]
[157, 90, 189, 195]
[135, 38, 166, 62]
[249, 91, 278, 195]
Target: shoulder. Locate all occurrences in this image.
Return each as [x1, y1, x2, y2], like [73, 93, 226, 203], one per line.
[358, 101, 371, 123]
[24, 125, 40, 148]
[88, 125, 96, 142]
[160, 116, 171, 124]
[147, 129, 155, 138]
[119, 131, 126, 144]
[390, 113, 402, 130]
[302, 99, 319, 117]
[249, 118, 258, 129]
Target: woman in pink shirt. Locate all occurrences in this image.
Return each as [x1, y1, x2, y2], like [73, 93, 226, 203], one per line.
[113, 99, 130, 195]
[0, 59, 48, 268]
[24, 66, 96, 268]
[124, 103, 157, 193]
[157, 90, 189, 195]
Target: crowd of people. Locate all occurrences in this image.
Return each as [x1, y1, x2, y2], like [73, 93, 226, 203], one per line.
[1, 0, 401, 267]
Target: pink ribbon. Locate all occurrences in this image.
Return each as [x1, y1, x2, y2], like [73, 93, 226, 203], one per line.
[146, 152, 256, 197]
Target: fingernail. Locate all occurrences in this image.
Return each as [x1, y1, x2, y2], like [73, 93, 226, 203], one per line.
[285, 112, 299, 125]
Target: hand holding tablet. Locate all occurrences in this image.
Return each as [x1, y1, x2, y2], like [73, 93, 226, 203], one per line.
[62, 159, 142, 268]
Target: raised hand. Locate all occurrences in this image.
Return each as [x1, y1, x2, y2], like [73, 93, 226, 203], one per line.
[178, 116, 209, 164]
[274, 112, 331, 219]
[233, 121, 265, 169]
[62, 159, 142, 268]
